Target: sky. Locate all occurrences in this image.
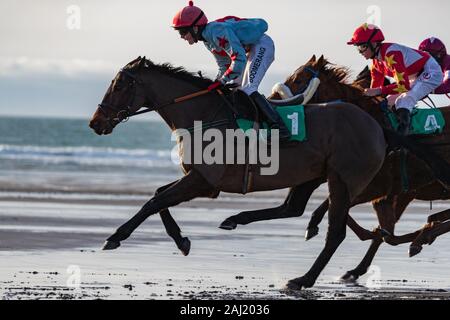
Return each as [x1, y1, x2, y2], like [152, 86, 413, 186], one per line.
[0, 0, 449, 119]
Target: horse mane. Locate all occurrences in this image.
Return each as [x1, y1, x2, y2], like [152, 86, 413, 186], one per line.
[126, 57, 213, 88]
[316, 58, 376, 102]
[319, 59, 353, 85]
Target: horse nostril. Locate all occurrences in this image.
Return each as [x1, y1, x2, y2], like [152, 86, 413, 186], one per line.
[89, 121, 100, 132]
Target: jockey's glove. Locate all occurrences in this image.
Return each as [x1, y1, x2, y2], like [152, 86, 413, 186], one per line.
[207, 79, 226, 92]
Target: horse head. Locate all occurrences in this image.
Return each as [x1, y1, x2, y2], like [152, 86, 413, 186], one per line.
[285, 55, 357, 103]
[89, 56, 149, 135]
[278, 55, 385, 121]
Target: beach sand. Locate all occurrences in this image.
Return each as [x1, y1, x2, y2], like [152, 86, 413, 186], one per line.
[0, 188, 449, 300]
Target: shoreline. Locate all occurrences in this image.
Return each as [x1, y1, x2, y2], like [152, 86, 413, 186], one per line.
[0, 192, 449, 300]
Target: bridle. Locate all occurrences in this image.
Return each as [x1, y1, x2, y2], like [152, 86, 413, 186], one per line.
[98, 68, 147, 128]
[293, 66, 320, 101]
[97, 67, 213, 128]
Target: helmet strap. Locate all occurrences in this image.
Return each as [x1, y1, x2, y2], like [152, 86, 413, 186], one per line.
[188, 10, 206, 42]
[368, 42, 381, 59]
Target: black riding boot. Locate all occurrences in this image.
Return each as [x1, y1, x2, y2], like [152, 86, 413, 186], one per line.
[395, 108, 411, 136]
[250, 92, 291, 143]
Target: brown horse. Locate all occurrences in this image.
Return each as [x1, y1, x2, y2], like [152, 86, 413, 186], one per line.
[221, 55, 450, 283]
[297, 58, 450, 264]
[88, 56, 441, 290]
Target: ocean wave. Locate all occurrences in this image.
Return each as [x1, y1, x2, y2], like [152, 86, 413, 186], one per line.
[0, 144, 177, 168]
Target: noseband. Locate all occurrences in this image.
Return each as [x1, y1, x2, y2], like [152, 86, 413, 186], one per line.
[293, 66, 320, 101]
[97, 68, 216, 127]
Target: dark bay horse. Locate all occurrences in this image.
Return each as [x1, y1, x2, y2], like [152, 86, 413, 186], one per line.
[89, 56, 411, 290]
[89, 57, 450, 290]
[221, 55, 450, 283]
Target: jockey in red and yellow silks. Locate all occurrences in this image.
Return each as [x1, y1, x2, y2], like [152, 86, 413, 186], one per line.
[172, 1, 291, 142]
[347, 23, 444, 135]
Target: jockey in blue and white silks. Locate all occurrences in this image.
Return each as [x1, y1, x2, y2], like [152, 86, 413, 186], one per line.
[201, 16, 273, 95]
[172, 1, 291, 142]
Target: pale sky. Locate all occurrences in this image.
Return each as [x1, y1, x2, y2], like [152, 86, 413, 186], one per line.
[0, 0, 449, 118]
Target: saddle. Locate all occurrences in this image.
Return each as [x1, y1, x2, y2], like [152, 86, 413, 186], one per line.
[222, 89, 307, 142]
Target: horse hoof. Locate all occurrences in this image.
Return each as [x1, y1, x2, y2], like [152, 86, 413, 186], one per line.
[219, 219, 237, 231]
[409, 245, 423, 258]
[305, 227, 319, 241]
[285, 277, 314, 291]
[179, 237, 191, 256]
[102, 240, 121, 251]
[340, 272, 358, 283]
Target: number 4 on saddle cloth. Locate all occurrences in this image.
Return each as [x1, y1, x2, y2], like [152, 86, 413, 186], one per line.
[236, 105, 307, 142]
[385, 107, 446, 135]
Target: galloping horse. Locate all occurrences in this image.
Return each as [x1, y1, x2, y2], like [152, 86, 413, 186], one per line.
[89, 56, 444, 290]
[220, 55, 450, 283]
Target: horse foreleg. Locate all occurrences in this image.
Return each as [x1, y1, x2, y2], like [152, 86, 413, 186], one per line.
[103, 170, 214, 250]
[160, 210, 191, 256]
[151, 182, 191, 256]
[219, 178, 324, 231]
[409, 219, 450, 257]
[286, 171, 350, 290]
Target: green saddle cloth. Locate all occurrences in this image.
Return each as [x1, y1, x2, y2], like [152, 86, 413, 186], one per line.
[386, 107, 445, 135]
[236, 105, 306, 142]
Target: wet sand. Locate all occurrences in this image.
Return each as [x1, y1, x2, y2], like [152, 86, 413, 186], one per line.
[0, 188, 449, 300]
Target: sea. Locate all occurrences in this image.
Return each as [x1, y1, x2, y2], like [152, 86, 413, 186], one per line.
[0, 116, 182, 201]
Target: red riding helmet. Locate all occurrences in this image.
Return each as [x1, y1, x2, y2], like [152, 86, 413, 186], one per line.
[172, 1, 208, 29]
[347, 23, 385, 45]
[419, 37, 447, 56]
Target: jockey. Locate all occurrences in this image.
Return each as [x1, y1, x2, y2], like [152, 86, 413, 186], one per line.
[419, 37, 450, 95]
[347, 23, 444, 135]
[172, 1, 291, 142]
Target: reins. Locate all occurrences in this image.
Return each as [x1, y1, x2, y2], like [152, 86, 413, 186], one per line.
[98, 67, 219, 126]
[131, 89, 212, 117]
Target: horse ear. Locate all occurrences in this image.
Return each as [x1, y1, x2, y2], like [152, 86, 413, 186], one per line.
[308, 55, 316, 64]
[138, 56, 146, 68]
[316, 55, 326, 69]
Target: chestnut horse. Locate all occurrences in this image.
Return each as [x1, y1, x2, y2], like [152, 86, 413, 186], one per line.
[221, 55, 450, 283]
[88, 56, 444, 290]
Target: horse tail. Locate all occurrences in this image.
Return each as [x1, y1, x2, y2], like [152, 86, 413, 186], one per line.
[383, 129, 450, 189]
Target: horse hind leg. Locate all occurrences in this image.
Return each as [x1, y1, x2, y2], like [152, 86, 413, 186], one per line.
[409, 219, 450, 257]
[341, 194, 413, 282]
[219, 178, 324, 231]
[427, 209, 450, 223]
